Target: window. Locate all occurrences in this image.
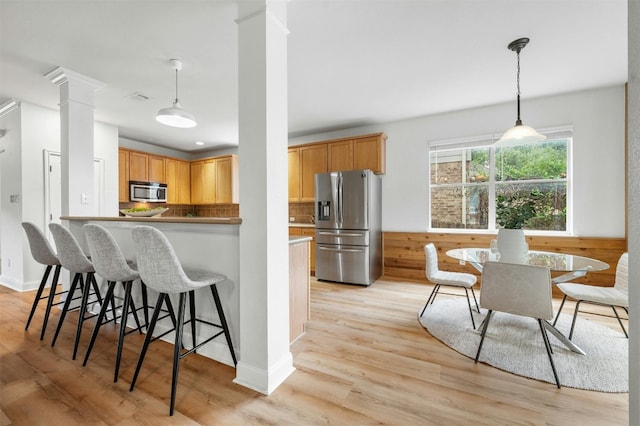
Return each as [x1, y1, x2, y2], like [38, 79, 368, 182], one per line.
[429, 130, 571, 232]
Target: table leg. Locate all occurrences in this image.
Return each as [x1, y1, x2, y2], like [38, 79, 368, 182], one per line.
[543, 321, 585, 355]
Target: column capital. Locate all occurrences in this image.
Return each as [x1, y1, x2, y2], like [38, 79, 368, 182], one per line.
[44, 66, 105, 91]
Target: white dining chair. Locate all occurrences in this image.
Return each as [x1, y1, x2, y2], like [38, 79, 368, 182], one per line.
[420, 243, 479, 329]
[475, 261, 560, 388]
[553, 252, 628, 339]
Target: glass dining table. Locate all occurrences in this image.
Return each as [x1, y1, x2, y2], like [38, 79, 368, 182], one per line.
[446, 247, 610, 355]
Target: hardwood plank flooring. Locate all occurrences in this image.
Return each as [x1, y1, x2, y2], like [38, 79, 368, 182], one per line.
[0, 278, 628, 425]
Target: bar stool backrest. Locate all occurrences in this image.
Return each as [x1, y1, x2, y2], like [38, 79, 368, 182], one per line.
[83, 224, 139, 282]
[49, 223, 93, 273]
[131, 225, 195, 294]
[22, 222, 60, 266]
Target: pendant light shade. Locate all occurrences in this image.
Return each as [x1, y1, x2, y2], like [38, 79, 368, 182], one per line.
[156, 59, 197, 128]
[496, 38, 545, 146]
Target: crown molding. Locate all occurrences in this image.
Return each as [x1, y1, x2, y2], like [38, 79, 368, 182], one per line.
[44, 66, 105, 90]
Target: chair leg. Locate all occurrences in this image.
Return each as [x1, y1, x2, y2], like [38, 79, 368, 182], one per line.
[40, 265, 62, 340]
[26, 265, 53, 330]
[141, 281, 150, 329]
[83, 281, 117, 366]
[470, 288, 480, 313]
[463, 288, 476, 330]
[51, 272, 81, 347]
[539, 319, 561, 388]
[130, 293, 166, 392]
[611, 306, 628, 338]
[419, 285, 440, 317]
[568, 300, 582, 340]
[188, 290, 197, 351]
[72, 273, 93, 360]
[552, 295, 567, 326]
[210, 284, 237, 366]
[475, 310, 493, 362]
[114, 280, 133, 382]
[170, 292, 188, 416]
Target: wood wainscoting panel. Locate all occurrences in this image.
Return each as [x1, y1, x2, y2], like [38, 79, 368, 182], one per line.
[382, 232, 627, 296]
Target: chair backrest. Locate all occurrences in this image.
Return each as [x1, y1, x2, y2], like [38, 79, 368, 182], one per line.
[131, 225, 191, 294]
[83, 224, 138, 282]
[49, 223, 93, 273]
[614, 252, 629, 295]
[480, 261, 553, 321]
[22, 222, 59, 266]
[424, 243, 440, 280]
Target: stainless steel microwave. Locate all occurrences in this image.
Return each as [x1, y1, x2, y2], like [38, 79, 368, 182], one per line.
[130, 181, 167, 203]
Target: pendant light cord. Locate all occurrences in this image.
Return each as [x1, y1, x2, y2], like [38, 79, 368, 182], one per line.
[174, 69, 179, 105]
[516, 50, 522, 125]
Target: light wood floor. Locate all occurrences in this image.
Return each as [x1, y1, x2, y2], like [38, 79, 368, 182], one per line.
[0, 278, 629, 425]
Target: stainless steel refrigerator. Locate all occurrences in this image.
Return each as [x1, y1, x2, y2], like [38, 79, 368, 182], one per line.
[314, 169, 382, 286]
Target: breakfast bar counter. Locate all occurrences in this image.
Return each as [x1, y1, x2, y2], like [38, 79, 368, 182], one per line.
[61, 215, 241, 367]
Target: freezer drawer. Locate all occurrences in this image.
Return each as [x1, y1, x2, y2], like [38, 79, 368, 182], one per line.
[315, 243, 373, 286]
[315, 229, 369, 246]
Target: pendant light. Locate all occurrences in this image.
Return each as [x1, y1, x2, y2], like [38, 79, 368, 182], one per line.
[156, 59, 197, 128]
[495, 38, 545, 146]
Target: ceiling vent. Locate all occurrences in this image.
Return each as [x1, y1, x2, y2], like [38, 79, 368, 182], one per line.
[125, 92, 150, 101]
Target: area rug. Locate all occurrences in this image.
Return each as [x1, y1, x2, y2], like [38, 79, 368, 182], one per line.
[418, 298, 628, 392]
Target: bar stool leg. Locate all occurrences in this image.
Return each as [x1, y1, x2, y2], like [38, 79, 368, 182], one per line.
[40, 265, 62, 340]
[114, 280, 133, 382]
[52, 272, 81, 347]
[140, 281, 150, 329]
[188, 290, 197, 351]
[73, 273, 94, 360]
[210, 284, 237, 365]
[26, 265, 53, 330]
[170, 292, 188, 416]
[130, 294, 166, 392]
[83, 281, 117, 366]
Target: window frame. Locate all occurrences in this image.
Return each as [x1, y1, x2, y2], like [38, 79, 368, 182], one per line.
[427, 128, 573, 235]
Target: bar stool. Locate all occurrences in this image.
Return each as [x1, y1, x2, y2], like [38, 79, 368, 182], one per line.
[81, 224, 152, 382]
[49, 223, 104, 360]
[21, 222, 65, 340]
[129, 225, 237, 416]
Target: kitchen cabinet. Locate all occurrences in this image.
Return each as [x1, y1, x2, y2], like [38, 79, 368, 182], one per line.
[128, 150, 166, 183]
[327, 133, 387, 173]
[118, 149, 130, 202]
[165, 158, 191, 204]
[190, 155, 238, 205]
[288, 144, 327, 202]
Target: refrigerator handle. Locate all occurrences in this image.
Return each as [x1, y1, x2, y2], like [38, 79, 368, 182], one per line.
[337, 173, 343, 224]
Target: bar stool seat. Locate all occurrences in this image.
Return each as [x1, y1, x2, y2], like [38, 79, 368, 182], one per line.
[49, 223, 104, 360]
[21, 222, 65, 340]
[129, 225, 236, 416]
[81, 224, 153, 382]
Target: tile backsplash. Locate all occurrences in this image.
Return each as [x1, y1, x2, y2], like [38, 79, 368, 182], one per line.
[288, 202, 315, 223]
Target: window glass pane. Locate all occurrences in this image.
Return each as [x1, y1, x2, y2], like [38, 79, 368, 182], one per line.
[496, 140, 568, 181]
[431, 185, 489, 229]
[496, 181, 567, 231]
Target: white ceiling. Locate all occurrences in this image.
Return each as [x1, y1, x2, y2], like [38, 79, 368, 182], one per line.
[0, 0, 628, 153]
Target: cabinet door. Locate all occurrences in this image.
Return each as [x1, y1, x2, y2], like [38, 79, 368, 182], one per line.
[289, 226, 302, 236]
[328, 140, 353, 172]
[148, 155, 166, 183]
[202, 159, 216, 203]
[118, 149, 130, 202]
[288, 148, 301, 201]
[129, 151, 148, 181]
[166, 158, 190, 204]
[190, 161, 204, 204]
[300, 144, 327, 202]
[354, 135, 385, 173]
[215, 156, 238, 204]
[301, 228, 316, 273]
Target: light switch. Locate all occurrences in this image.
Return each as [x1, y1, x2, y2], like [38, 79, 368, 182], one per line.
[81, 193, 88, 204]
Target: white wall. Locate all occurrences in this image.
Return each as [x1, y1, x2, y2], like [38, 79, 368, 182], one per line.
[290, 85, 626, 237]
[0, 101, 119, 291]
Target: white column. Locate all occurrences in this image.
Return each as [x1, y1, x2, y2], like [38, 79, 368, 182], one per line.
[627, 0, 639, 423]
[235, 0, 293, 394]
[45, 67, 105, 217]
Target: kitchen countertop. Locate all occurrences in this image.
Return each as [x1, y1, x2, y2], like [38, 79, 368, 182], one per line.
[289, 223, 315, 228]
[61, 216, 242, 225]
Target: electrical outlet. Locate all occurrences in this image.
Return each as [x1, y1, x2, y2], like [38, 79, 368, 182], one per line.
[290, 216, 295, 222]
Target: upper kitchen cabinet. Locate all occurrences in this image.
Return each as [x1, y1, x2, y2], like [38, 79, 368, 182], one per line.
[128, 150, 166, 183]
[327, 133, 387, 173]
[289, 143, 327, 202]
[165, 158, 191, 204]
[191, 155, 238, 205]
[118, 149, 130, 202]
